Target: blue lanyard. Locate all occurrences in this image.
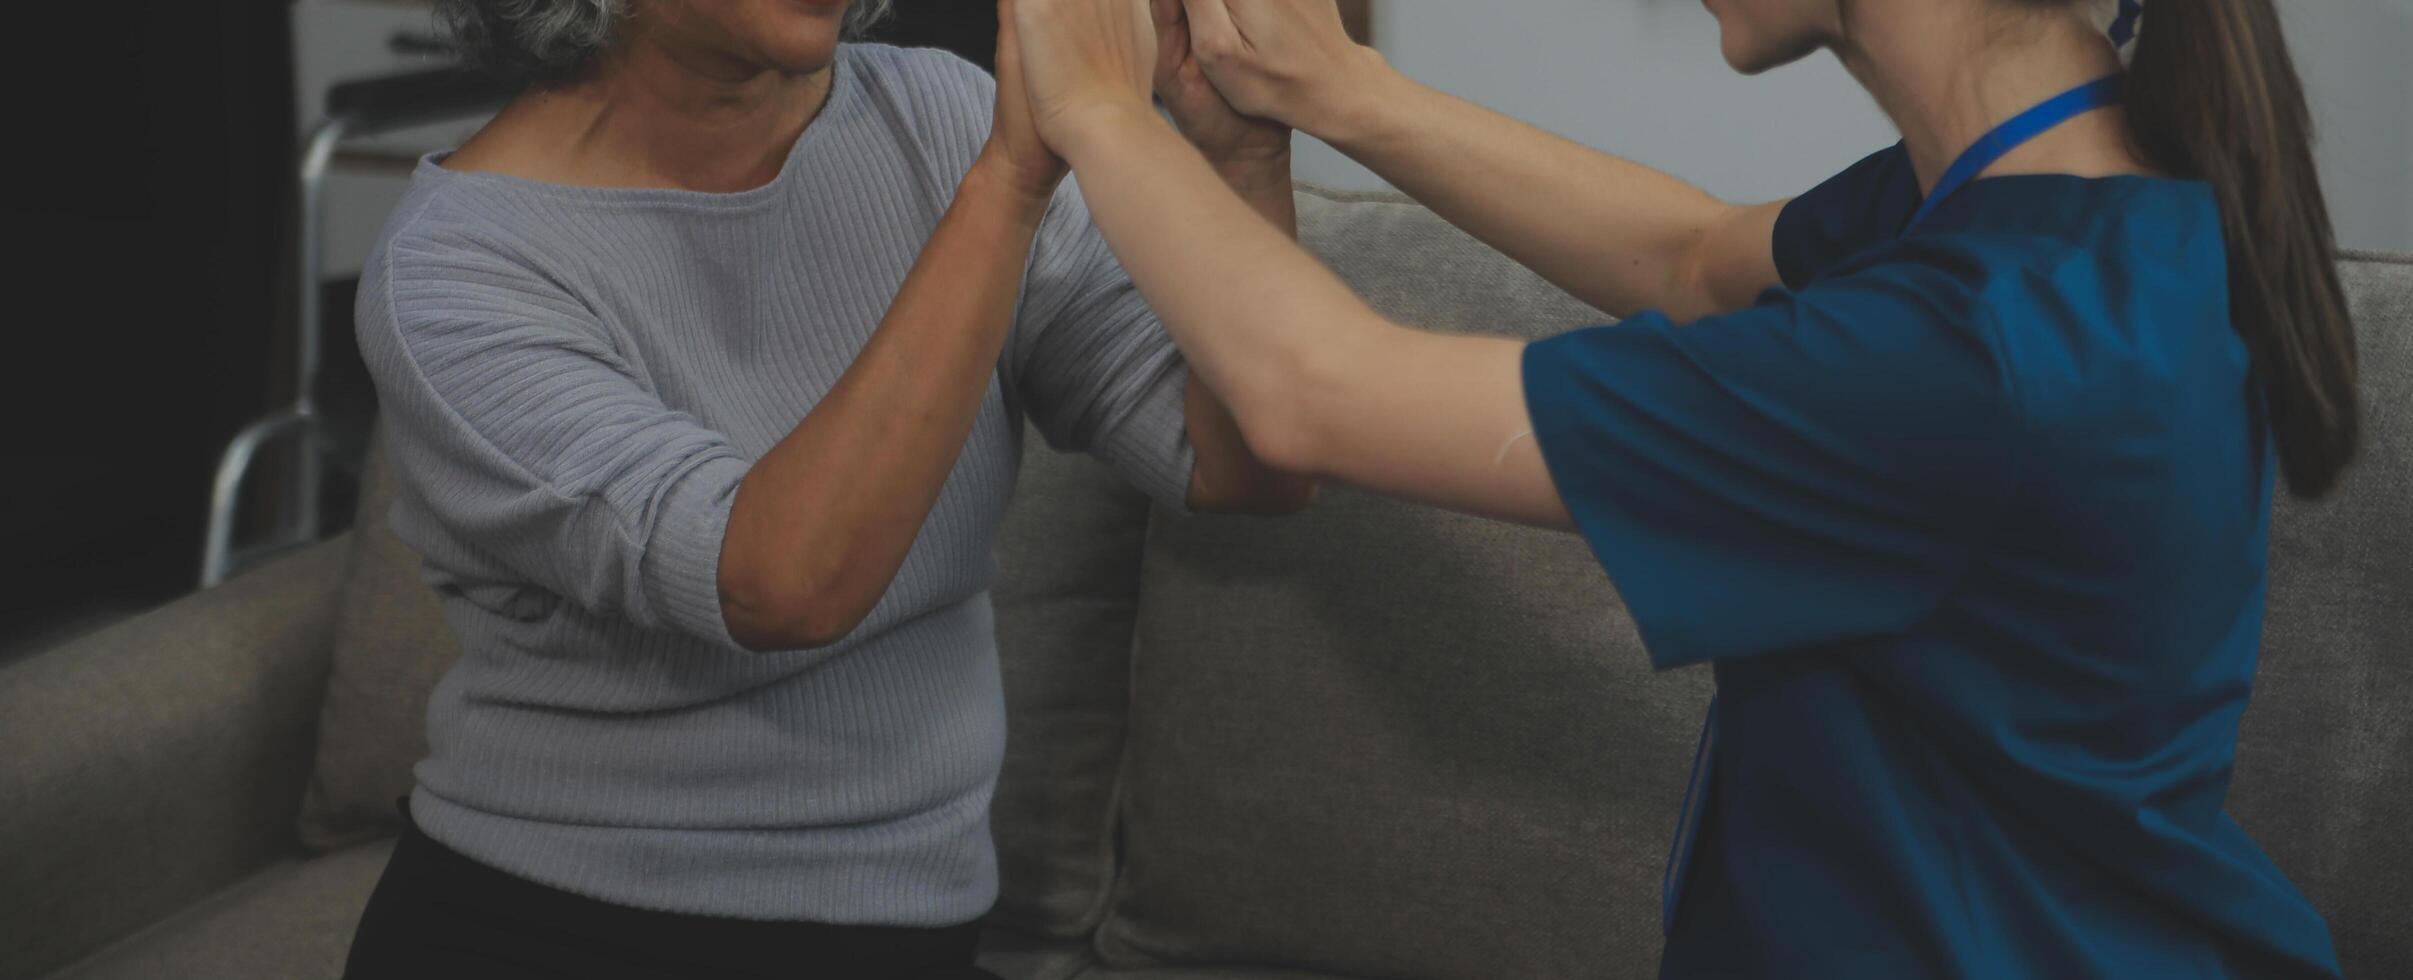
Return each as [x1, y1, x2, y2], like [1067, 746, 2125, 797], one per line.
[1904, 75, 2124, 231]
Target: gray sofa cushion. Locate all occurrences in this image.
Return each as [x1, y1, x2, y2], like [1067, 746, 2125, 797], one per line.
[978, 930, 1108, 980]
[2229, 250, 2413, 979]
[1102, 500, 1703, 980]
[296, 430, 459, 851]
[46, 840, 396, 980]
[988, 434, 1158, 938]
[1, 538, 349, 980]
[1096, 188, 1708, 980]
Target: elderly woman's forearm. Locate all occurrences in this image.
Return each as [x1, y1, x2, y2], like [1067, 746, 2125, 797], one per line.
[1214, 151, 1299, 228]
[718, 161, 1053, 652]
[1054, 105, 1387, 477]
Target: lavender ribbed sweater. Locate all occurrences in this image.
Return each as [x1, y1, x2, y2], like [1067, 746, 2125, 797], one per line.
[353, 44, 1194, 926]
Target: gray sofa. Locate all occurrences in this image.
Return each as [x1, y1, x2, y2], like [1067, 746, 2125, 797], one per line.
[4, 186, 2408, 980]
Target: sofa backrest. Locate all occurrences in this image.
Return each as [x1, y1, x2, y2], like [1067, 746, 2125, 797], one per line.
[2233, 251, 2413, 977]
[1090, 188, 1691, 979]
[296, 430, 454, 851]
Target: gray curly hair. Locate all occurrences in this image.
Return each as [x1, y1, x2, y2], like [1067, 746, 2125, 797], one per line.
[437, 0, 897, 86]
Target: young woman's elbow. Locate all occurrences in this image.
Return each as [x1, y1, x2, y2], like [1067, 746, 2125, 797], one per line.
[1233, 402, 1324, 481]
[1233, 343, 1350, 479]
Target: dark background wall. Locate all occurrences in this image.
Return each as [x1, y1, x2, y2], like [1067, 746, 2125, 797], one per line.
[2, 2, 297, 654]
[867, 1, 999, 71]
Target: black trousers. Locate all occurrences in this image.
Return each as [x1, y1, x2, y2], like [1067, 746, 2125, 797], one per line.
[343, 806, 1003, 980]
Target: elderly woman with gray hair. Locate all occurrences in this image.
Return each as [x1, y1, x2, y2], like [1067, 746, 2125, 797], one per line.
[338, 0, 1309, 976]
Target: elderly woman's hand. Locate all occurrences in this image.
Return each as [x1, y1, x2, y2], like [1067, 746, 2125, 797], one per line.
[1012, 0, 1160, 153]
[982, 0, 1071, 197]
[1177, 0, 1392, 141]
[1152, 0, 1289, 170]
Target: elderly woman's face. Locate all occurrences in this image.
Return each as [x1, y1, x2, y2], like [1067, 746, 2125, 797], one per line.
[634, 0, 861, 75]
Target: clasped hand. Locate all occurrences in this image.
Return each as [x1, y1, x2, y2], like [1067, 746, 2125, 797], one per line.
[996, 0, 1379, 170]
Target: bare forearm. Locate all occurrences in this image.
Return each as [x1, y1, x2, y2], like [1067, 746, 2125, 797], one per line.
[721, 162, 1051, 650]
[1321, 65, 1773, 321]
[1181, 149, 1317, 512]
[1216, 152, 1299, 233]
[1060, 107, 1562, 527]
[1058, 109, 1368, 463]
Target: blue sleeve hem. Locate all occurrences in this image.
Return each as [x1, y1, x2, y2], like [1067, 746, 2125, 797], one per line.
[1522, 329, 1727, 672]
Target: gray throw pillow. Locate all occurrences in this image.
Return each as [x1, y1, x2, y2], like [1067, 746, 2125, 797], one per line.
[1094, 187, 1713, 979]
[295, 428, 458, 851]
[987, 430, 1158, 938]
[2229, 252, 2413, 979]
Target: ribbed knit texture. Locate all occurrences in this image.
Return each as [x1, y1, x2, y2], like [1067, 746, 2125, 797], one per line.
[352, 44, 1194, 926]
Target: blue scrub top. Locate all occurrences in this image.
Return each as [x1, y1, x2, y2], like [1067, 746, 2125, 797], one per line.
[1521, 145, 2342, 978]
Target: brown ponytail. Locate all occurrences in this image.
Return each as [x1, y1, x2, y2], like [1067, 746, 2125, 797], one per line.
[2122, 0, 2361, 497]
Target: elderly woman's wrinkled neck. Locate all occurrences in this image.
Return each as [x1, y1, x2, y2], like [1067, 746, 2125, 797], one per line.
[444, 0, 850, 195]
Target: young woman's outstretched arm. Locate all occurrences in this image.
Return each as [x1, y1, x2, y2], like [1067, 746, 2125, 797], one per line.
[1175, 0, 1784, 323]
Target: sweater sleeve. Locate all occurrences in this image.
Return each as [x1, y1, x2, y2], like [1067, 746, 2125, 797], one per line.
[1005, 176, 1197, 511]
[359, 235, 748, 646]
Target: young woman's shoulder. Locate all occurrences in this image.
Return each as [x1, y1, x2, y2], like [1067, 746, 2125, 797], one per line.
[1789, 198, 2241, 438]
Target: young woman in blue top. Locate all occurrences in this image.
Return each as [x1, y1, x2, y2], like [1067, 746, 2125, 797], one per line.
[1010, 0, 2360, 975]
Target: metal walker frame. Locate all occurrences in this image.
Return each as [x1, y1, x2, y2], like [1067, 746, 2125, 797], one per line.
[201, 67, 508, 586]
